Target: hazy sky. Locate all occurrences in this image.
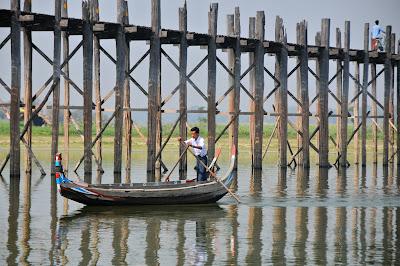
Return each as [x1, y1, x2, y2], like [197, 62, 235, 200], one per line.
[0, 0, 399, 122]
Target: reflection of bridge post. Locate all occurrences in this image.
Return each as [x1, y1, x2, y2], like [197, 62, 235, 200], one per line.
[334, 207, 347, 264]
[245, 207, 262, 265]
[7, 177, 20, 265]
[382, 207, 393, 262]
[49, 175, 58, 264]
[20, 172, 32, 264]
[250, 169, 262, 196]
[294, 207, 308, 264]
[316, 168, 328, 196]
[145, 219, 161, 265]
[272, 207, 286, 263]
[176, 220, 185, 266]
[226, 205, 239, 265]
[275, 168, 287, 197]
[112, 218, 129, 265]
[313, 206, 327, 265]
[90, 218, 100, 265]
[336, 167, 347, 195]
[351, 208, 359, 261]
[80, 222, 92, 265]
[296, 166, 309, 197]
[368, 207, 377, 263]
[360, 207, 367, 263]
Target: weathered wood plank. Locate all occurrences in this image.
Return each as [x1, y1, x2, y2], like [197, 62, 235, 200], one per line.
[361, 23, 369, 166]
[371, 63, 378, 163]
[335, 28, 342, 152]
[248, 17, 256, 166]
[383, 26, 392, 165]
[353, 62, 360, 164]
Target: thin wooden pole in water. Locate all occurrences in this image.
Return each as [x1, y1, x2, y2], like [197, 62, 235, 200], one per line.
[361, 23, 369, 166]
[318, 18, 330, 168]
[277, 17, 288, 168]
[114, 0, 126, 181]
[397, 40, 400, 165]
[147, 0, 161, 181]
[23, 0, 32, 173]
[389, 34, 396, 162]
[252, 11, 265, 170]
[92, 0, 102, 176]
[340, 21, 350, 167]
[207, 3, 218, 162]
[383, 26, 392, 165]
[298, 21, 309, 168]
[62, 0, 70, 174]
[371, 63, 377, 164]
[353, 62, 360, 164]
[10, 0, 21, 177]
[227, 8, 241, 169]
[248, 17, 256, 166]
[178, 2, 188, 179]
[51, 0, 62, 175]
[122, 1, 132, 183]
[335, 28, 342, 152]
[82, 1, 93, 181]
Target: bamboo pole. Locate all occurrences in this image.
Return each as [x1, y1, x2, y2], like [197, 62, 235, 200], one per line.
[114, 0, 127, 181]
[147, 0, 162, 181]
[383, 26, 392, 165]
[318, 19, 330, 168]
[252, 11, 265, 169]
[207, 3, 218, 162]
[361, 23, 369, 166]
[82, 1, 93, 182]
[178, 3, 188, 179]
[10, 0, 21, 176]
[62, 0, 70, 174]
[23, 0, 32, 173]
[51, 0, 62, 175]
[340, 21, 350, 167]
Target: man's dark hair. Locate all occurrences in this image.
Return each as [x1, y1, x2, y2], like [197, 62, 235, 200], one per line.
[375, 20, 379, 25]
[190, 127, 200, 134]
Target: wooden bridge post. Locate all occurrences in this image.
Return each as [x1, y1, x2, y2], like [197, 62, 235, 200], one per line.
[227, 7, 241, 169]
[252, 11, 265, 169]
[383, 26, 392, 165]
[298, 21, 309, 168]
[23, 0, 32, 173]
[82, 1, 93, 181]
[178, 3, 188, 179]
[276, 17, 288, 168]
[371, 63, 378, 164]
[50, 0, 62, 175]
[361, 23, 369, 166]
[10, 0, 21, 177]
[335, 28, 342, 150]
[353, 62, 360, 164]
[339, 21, 350, 167]
[248, 17, 256, 166]
[318, 18, 330, 168]
[147, 0, 162, 181]
[114, 0, 127, 181]
[122, 1, 132, 182]
[389, 34, 396, 162]
[207, 3, 218, 162]
[92, 0, 102, 176]
[62, 0, 70, 174]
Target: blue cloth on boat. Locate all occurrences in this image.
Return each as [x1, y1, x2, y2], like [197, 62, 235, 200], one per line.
[196, 155, 208, 181]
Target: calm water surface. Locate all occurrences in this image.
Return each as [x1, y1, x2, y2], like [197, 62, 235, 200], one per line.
[1, 150, 400, 265]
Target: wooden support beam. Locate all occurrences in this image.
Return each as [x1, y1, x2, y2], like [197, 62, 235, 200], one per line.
[340, 21, 350, 167]
[252, 11, 265, 169]
[383, 26, 392, 165]
[298, 20, 310, 168]
[276, 17, 288, 168]
[318, 19, 330, 168]
[179, 3, 188, 179]
[227, 8, 241, 169]
[353, 62, 360, 164]
[335, 28, 342, 153]
[207, 3, 218, 163]
[113, 0, 127, 182]
[23, 0, 32, 173]
[93, 0, 102, 176]
[147, 0, 162, 181]
[361, 23, 369, 166]
[248, 16, 256, 166]
[389, 34, 396, 162]
[82, 1, 93, 182]
[371, 63, 378, 163]
[50, 0, 62, 175]
[397, 40, 400, 165]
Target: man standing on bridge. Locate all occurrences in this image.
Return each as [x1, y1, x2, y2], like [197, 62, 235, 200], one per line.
[177, 127, 208, 181]
[371, 20, 385, 51]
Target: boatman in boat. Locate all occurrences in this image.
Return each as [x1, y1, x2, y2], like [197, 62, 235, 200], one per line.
[178, 127, 208, 181]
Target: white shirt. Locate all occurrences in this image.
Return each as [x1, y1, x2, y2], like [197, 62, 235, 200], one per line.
[372, 24, 384, 39]
[185, 136, 207, 157]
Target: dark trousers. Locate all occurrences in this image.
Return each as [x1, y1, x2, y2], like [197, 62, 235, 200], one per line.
[196, 155, 208, 181]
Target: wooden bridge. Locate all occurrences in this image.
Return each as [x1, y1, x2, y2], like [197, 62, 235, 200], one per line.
[0, 0, 399, 181]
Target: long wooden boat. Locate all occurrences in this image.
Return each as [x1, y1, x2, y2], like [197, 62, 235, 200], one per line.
[55, 147, 236, 206]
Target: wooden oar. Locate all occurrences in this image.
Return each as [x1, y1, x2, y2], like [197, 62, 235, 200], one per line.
[164, 145, 189, 182]
[182, 142, 241, 203]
